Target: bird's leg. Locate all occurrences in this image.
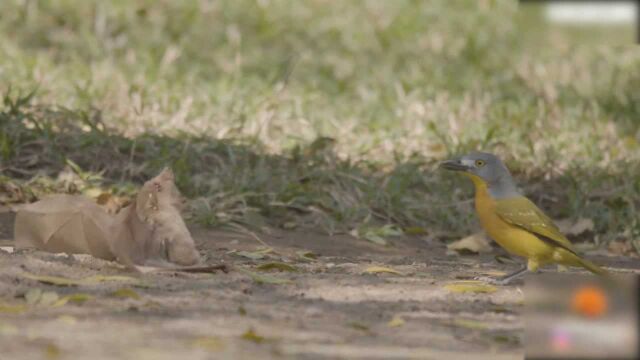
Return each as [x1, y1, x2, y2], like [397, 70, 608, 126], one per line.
[475, 264, 528, 285]
[495, 265, 528, 284]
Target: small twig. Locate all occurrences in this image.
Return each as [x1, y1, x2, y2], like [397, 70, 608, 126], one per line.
[134, 264, 230, 274]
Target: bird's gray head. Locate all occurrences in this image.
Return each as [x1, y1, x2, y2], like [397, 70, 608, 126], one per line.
[440, 151, 519, 198]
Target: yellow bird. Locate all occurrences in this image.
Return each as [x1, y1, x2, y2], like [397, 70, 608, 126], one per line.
[441, 151, 608, 284]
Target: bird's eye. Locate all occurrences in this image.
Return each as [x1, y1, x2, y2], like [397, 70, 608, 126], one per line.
[475, 160, 485, 167]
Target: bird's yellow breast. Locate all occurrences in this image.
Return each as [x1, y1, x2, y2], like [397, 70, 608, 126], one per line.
[466, 174, 554, 261]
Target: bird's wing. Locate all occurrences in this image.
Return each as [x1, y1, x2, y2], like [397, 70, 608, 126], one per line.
[495, 196, 577, 253]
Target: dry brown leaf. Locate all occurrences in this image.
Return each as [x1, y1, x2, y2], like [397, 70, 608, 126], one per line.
[447, 232, 492, 254]
[14, 168, 200, 268]
[95, 192, 130, 214]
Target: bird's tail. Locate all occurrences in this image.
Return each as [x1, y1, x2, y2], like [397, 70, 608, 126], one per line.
[575, 256, 609, 277]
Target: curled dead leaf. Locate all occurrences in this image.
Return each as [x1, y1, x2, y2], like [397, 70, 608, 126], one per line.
[296, 250, 318, 262]
[447, 232, 492, 254]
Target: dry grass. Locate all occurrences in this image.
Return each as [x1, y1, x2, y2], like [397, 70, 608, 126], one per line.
[1, 0, 639, 249]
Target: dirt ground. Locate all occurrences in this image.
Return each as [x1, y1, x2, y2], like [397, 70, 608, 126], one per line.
[1, 210, 638, 360]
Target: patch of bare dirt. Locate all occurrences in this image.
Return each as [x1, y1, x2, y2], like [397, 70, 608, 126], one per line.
[1, 211, 638, 359]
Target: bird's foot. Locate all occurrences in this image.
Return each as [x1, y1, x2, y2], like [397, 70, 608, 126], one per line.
[473, 276, 515, 286]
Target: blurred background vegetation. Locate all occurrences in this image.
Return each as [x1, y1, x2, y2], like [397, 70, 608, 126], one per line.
[1, 0, 639, 252]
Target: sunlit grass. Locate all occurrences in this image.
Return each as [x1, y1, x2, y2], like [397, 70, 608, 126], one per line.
[1, 0, 639, 250]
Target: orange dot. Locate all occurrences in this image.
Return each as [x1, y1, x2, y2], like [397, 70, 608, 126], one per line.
[571, 286, 608, 318]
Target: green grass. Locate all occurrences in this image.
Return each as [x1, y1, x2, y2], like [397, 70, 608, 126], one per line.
[1, 0, 639, 249]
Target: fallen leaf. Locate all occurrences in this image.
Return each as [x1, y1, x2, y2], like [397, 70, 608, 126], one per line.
[347, 321, 373, 334]
[453, 318, 488, 330]
[241, 328, 266, 343]
[22, 273, 138, 286]
[235, 248, 273, 260]
[363, 266, 404, 276]
[295, 250, 318, 262]
[282, 221, 297, 230]
[387, 315, 405, 328]
[444, 281, 497, 294]
[39, 292, 60, 306]
[0, 323, 18, 335]
[351, 224, 402, 246]
[256, 262, 298, 272]
[237, 268, 292, 285]
[56, 315, 77, 325]
[447, 232, 492, 254]
[25, 288, 43, 305]
[404, 226, 428, 235]
[0, 246, 14, 253]
[192, 336, 225, 351]
[95, 192, 129, 214]
[44, 343, 61, 359]
[493, 334, 521, 345]
[0, 303, 27, 314]
[52, 293, 92, 307]
[364, 233, 387, 245]
[479, 270, 507, 277]
[110, 288, 141, 300]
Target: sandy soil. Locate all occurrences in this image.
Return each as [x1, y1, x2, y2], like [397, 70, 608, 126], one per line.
[0, 210, 637, 360]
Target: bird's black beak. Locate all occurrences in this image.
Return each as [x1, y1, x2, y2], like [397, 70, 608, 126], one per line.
[439, 159, 470, 171]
